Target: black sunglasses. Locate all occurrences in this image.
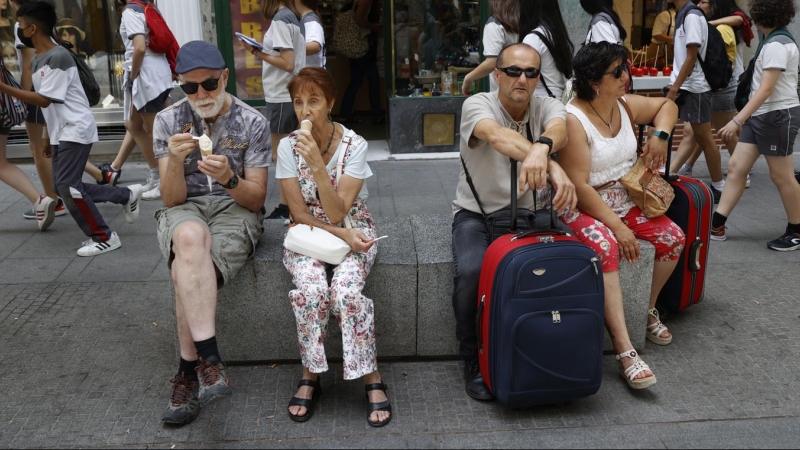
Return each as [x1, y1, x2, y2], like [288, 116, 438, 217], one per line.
[497, 66, 541, 79]
[180, 76, 222, 95]
[604, 64, 628, 79]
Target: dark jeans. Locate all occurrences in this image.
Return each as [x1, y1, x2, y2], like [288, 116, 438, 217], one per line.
[51, 142, 131, 242]
[339, 55, 382, 121]
[451, 209, 491, 360]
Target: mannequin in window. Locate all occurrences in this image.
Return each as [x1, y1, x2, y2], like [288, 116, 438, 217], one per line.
[56, 18, 90, 58]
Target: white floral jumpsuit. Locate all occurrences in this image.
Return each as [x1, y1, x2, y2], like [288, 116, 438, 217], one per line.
[282, 134, 378, 380]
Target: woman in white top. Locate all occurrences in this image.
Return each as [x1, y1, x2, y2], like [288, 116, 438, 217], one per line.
[461, 0, 518, 95]
[580, 0, 626, 45]
[714, 0, 800, 251]
[277, 67, 390, 427]
[519, 0, 574, 99]
[559, 42, 684, 390]
[243, 0, 306, 220]
[296, 0, 325, 68]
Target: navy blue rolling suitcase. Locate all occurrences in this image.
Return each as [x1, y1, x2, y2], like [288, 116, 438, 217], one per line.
[476, 159, 605, 409]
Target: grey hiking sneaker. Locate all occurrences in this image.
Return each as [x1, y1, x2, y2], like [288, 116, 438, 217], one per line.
[162, 373, 201, 425]
[196, 356, 231, 406]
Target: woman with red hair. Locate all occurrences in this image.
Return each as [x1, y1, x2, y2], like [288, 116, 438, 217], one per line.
[276, 67, 391, 427]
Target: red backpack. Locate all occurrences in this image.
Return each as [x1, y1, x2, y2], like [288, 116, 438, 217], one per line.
[127, 0, 180, 76]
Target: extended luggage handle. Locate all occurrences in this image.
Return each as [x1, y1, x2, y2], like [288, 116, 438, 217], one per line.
[509, 157, 560, 232]
[637, 123, 677, 182]
[461, 125, 561, 232]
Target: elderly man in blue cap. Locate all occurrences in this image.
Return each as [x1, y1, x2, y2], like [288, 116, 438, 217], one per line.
[153, 40, 271, 425]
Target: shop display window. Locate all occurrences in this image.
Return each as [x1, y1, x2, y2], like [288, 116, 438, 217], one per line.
[392, 0, 482, 97]
[1, 0, 128, 107]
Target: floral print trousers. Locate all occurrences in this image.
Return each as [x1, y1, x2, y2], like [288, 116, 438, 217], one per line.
[283, 239, 378, 380]
[560, 205, 685, 273]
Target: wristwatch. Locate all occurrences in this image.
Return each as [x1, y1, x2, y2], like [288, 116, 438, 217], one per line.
[221, 173, 239, 189]
[653, 130, 671, 141]
[535, 136, 554, 153]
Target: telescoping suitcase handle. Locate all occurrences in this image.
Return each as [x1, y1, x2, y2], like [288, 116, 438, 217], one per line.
[637, 124, 678, 181]
[508, 157, 564, 234]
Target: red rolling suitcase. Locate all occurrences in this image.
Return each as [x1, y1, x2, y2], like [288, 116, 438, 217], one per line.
[637, 126, 712, 313]
[657, 174, 712, 312]
[476, 158, 605, 409]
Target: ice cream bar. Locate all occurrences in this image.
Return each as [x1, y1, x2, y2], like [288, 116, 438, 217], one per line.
[299, 120, 312, 132]
[198, 133, 212, 159]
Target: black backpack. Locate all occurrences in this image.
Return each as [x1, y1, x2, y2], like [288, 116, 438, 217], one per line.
[58, 41, 101, 107]
[676, 5, 732, 92]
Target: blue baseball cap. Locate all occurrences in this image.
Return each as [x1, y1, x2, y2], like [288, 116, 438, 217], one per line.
[175, 41, 226, 74]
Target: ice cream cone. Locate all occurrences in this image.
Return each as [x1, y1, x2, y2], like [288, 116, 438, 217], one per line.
[300, 119, 313, 132]
[198, 133, 212, 159]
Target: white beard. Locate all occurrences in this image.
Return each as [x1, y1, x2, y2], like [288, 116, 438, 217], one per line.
[188, 90, 226, 118]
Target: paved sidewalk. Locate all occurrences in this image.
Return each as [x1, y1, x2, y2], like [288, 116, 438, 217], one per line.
[2, 155, 800, 448]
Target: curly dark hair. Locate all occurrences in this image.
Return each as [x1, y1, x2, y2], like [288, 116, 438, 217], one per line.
[749, 0, 795, 29]
[572, 42, 628, 101]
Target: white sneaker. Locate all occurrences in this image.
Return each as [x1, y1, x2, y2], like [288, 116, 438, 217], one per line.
[77, 232, 121, 256]
[125, 184, 143, 223]
[34, 195, 56, 231]
[141, 181, 161, 201]
[677, 165, 693, 177]
[142, 176, 157, 192]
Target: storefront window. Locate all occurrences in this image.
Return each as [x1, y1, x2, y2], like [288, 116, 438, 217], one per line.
[0, 0, 125, 106]
[392, 0, 481, 96]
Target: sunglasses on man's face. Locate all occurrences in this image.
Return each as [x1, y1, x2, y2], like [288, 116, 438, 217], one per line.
[180, 76, 222, 95]
[497, 66, 541, 79]
[604, 64, 628, 79]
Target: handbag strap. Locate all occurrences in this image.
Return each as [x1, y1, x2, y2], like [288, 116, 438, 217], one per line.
[618, 97, 642, 157]
[337, 128, 356, 229]
[459, 156, 488, 218]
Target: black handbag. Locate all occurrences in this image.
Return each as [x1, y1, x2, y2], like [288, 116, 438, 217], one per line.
[460, 155, 564, 243]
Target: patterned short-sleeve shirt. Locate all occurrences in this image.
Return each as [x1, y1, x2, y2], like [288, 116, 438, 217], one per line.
[153, 96, 272, 198]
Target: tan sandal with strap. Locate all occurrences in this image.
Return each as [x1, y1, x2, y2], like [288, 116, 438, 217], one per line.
[615, 350, 657, 389]
[646, 308, 673, 345]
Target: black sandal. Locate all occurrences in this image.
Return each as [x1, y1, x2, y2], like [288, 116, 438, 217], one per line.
[365, 382, 392, 427]
[287, 376, 321, 423]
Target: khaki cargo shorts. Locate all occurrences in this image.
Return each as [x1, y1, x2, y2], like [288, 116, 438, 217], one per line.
[155, 196, 265, 286]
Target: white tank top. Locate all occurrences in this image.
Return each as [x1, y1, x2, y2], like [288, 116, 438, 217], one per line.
[566, 100, 638, 188]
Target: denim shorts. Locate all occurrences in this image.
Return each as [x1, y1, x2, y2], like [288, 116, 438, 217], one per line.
[739, 106, 800, 157]
[155, 196, 265, 286]
[711, 82, 737, 113]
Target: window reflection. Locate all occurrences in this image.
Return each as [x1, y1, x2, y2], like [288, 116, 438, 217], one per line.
[394, 0, 480, 88]
[1, 0, 125, 107]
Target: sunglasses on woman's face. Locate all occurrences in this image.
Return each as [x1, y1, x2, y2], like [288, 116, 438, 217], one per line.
[604, 64, 628, 79]
[180, 76, 222, 95]
[497, 65, 541, 79]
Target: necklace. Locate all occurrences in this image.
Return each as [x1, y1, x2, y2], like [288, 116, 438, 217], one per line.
[321, 123, 336, 156]
[588, 100, 614, 133]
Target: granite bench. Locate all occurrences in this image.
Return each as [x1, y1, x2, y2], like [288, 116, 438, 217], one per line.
[213, 215, 655, 362]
